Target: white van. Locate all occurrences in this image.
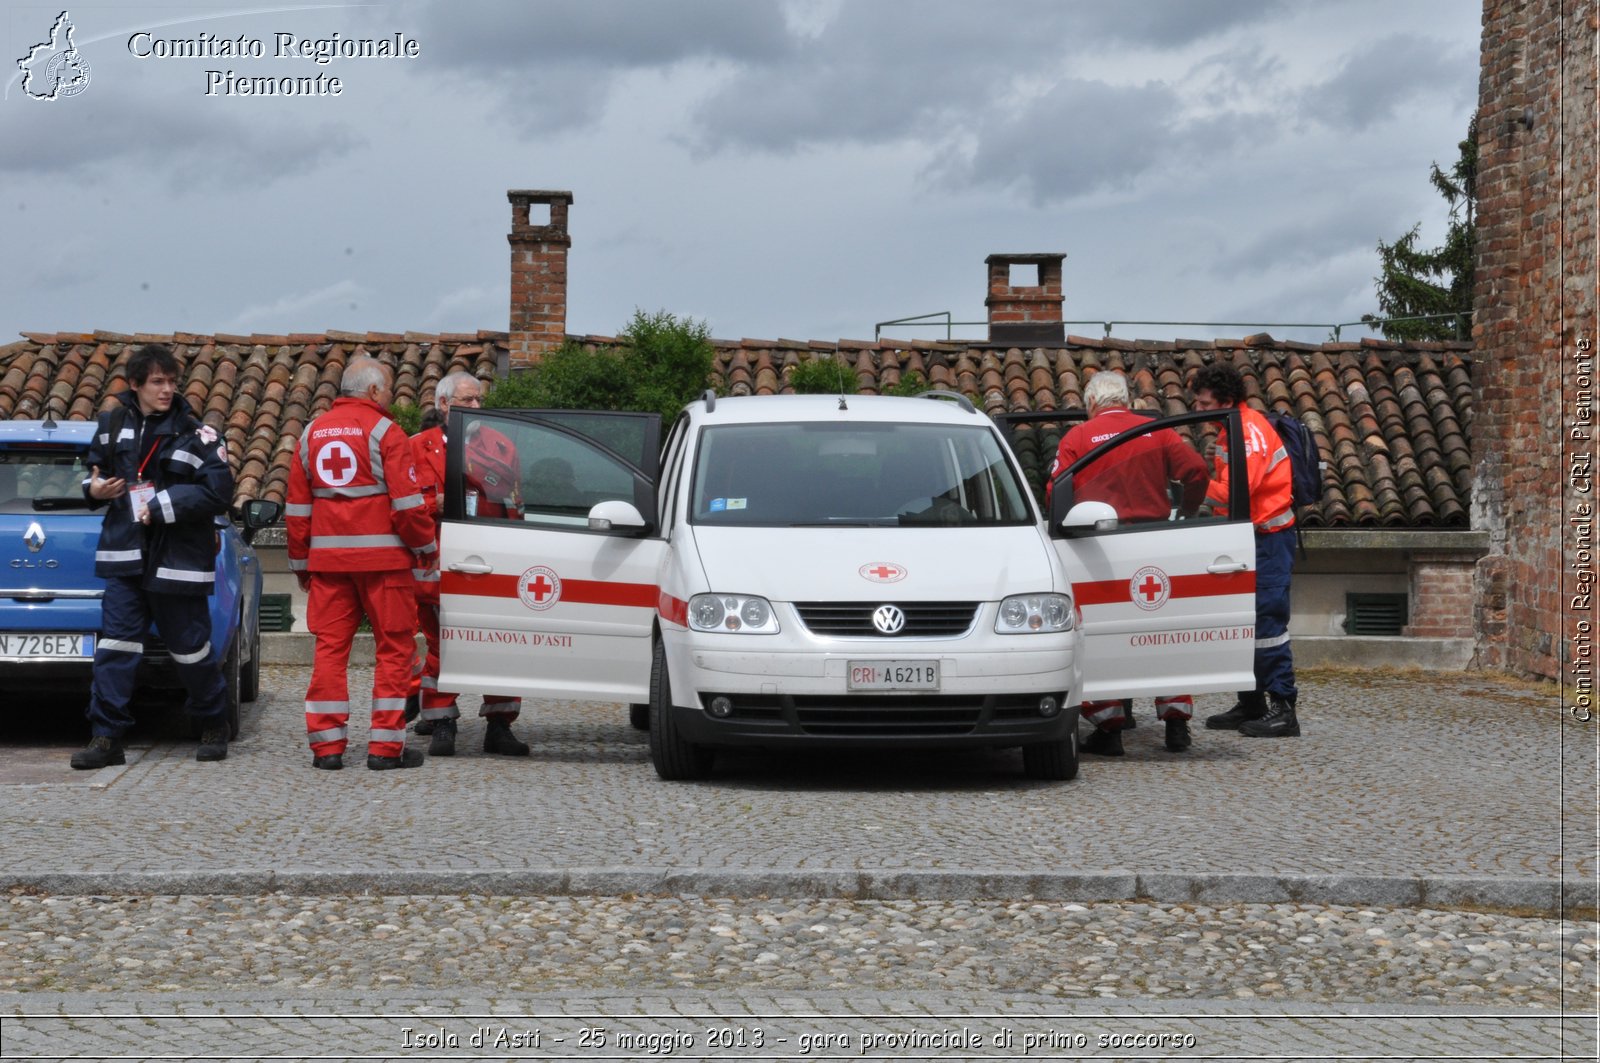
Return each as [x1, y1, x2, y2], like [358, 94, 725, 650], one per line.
[437, 392, 1256, 782]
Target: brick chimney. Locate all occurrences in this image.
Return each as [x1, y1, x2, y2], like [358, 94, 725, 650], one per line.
[985, 253, 1065, 345]
[507, 189, 573, 366]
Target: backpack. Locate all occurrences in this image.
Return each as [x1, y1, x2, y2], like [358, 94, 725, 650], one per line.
[1267, 410, 1323, 556]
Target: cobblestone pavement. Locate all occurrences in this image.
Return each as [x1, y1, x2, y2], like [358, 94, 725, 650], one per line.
[0, 666, 1595, 1060]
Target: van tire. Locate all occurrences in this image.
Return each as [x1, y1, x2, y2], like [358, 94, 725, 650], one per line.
[648, 641, 713, 780]
[1022, 730, 1078, 781]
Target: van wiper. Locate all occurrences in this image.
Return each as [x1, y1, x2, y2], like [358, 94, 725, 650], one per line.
[33, 496, 94, 511]
[786, 519, 891, 527]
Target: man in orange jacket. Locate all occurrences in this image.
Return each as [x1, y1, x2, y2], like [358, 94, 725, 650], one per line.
[1190, 363, 1301, 738]
[1050, 370, 1210, 755]
[287, 357, 437, 770]
[409, 371, 529, 757]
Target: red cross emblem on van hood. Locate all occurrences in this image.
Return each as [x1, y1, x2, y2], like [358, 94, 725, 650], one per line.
[859, 562, 908, 584]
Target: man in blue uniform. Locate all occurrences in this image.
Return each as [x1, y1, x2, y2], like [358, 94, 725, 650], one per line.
[71, 345, 236, 769]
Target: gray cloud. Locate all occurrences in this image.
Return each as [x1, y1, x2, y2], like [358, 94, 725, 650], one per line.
[0, 94, 361, 185]
[1302, 34, 1476, 131]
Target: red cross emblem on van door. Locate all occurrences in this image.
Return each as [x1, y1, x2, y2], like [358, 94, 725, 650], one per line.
[1129, 565, 1171, 611]
[859, 562, 907, 584]
[316, 441, 358, 487]
[517, 566, 562, 611]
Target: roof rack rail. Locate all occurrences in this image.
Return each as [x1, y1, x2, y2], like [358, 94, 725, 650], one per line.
[920, 389, 976, 415]
[701, 388, 717, 413]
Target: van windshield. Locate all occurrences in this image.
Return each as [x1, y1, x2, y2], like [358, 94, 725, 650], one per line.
[690, 422, 1035, 527]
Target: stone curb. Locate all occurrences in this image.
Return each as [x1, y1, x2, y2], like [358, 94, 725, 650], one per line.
[2, 869, 1590, 915]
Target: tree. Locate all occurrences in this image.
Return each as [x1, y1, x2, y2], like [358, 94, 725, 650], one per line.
[1364, 112, 1477, 341]
[486, 308, 714, 420]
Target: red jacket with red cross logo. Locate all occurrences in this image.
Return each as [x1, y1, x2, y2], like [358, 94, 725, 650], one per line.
[409, 425, 446, 603]
[286, 397, 436, 574]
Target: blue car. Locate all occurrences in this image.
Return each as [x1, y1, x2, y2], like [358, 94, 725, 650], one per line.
[0, 418, 281, 736]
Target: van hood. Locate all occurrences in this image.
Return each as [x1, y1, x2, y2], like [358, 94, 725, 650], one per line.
[688, 525, 1057, 602]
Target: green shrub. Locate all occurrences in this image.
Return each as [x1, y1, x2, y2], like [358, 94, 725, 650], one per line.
[884, 370, 929, 397]
[486, 309, 714, 421]
[789, 357, 856, 394]
[388, 401, 424, 435]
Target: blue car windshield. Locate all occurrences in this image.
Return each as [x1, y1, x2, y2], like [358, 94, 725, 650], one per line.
[0, 447, 91, 513]
[690, 422, 1034, 527]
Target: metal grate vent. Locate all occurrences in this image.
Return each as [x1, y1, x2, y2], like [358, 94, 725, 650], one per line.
[258, 593, 295, 633]
[1345, 593, 1407, 636]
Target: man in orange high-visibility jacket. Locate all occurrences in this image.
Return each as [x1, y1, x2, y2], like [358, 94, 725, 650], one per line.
[1191, 363, 1301, 738]
[1049, 370, 1210, 756]
[408, 371, 529, 758]
[287, 357, 437, 770]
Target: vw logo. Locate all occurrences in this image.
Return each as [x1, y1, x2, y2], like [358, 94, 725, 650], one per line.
[872, 604, 906, 635]
[23, 522, 45, 553]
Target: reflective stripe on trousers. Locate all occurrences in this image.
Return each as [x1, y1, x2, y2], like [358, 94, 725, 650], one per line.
[417, 601, 521, 722]
[1253, 527, 1298, 702]
[304, 570, 419, 758]
[87, 576, 225, 738]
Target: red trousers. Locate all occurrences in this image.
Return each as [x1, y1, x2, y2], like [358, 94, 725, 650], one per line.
[417, 603, 521, 722]
[1082, 695, 1192, 730]
[305, 570, 418, 758]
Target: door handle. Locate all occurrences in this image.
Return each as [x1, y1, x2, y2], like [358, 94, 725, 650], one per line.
[448, 560, 494, 574]
[1207, 561, 1249, 574]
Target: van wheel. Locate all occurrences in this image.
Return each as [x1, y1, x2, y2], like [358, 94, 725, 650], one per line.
[1022, 730, 1078, 781]
[629, 703, 650, 731]
[647, 641, 713, 780]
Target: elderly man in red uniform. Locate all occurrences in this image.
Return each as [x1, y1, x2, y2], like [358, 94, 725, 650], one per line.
[287, 357, 437, 771]
[409, 371, 530, 757]
[1049, 370, 1210, 756]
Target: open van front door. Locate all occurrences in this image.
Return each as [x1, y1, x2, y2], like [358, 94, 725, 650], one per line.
[437, 408, 666, 704]
[1049, 409, 1257, 701]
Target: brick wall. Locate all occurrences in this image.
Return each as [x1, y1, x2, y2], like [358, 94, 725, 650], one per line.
[1405, 553, 1477, 638]
[507, 189, 573, 368]
[1474, 0, 1598, 679]
[986, 254, 1065, 345]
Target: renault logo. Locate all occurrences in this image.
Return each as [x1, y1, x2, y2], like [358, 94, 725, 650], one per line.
[23, 522, 45, 553]
[872, 604, 906, 635]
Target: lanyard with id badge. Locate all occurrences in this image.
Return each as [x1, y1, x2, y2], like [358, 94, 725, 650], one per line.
[128, 435, 162, 524]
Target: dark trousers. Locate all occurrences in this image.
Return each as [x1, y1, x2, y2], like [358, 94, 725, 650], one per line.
[87, 576, 225, 738]
[1253, 527, 1298, 701]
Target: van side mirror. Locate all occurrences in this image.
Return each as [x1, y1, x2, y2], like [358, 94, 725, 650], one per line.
[588, 500, 648, 534]
[1061, 500, 1119, 536]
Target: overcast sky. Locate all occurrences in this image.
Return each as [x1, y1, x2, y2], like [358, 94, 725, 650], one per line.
[2, 0, 1480, 347]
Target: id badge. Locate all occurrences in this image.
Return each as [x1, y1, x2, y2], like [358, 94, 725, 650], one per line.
[129, 481, 156, 523]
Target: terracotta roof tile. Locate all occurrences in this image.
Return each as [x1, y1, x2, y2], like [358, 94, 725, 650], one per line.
[1, 328, 1473, 529]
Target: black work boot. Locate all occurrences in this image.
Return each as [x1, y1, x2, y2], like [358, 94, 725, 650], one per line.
[428, 718, 457, 757]
[70, 735, 125, 770]
[1164, 717, 1192, 752]
[1239, 694, 1300, 738]
[196, 726, 228, 762]
[412, 717, 436, 736]
[1081, 727, 1124, 757]
[312, 753, 344, 770]
[482, 717, 530, 757]
[367, 747, 426, 770]
[1205, 691, 1267, 730]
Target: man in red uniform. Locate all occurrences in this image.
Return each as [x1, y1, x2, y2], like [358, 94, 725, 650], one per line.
[1049, 370, 1210, 756]
[1191, 363, 1301, 738]
[409, 371, 530, 757]
[287, 357, 437, 771]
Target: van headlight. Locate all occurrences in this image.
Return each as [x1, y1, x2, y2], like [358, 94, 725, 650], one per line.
[995, 593, 1074, 633]
[688, 593, 780, 634]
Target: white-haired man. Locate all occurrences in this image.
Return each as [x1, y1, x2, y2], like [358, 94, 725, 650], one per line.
[409, 371, 529, 757]
[1048, 370, 1210, 756]
[287, 357, 436, 771]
